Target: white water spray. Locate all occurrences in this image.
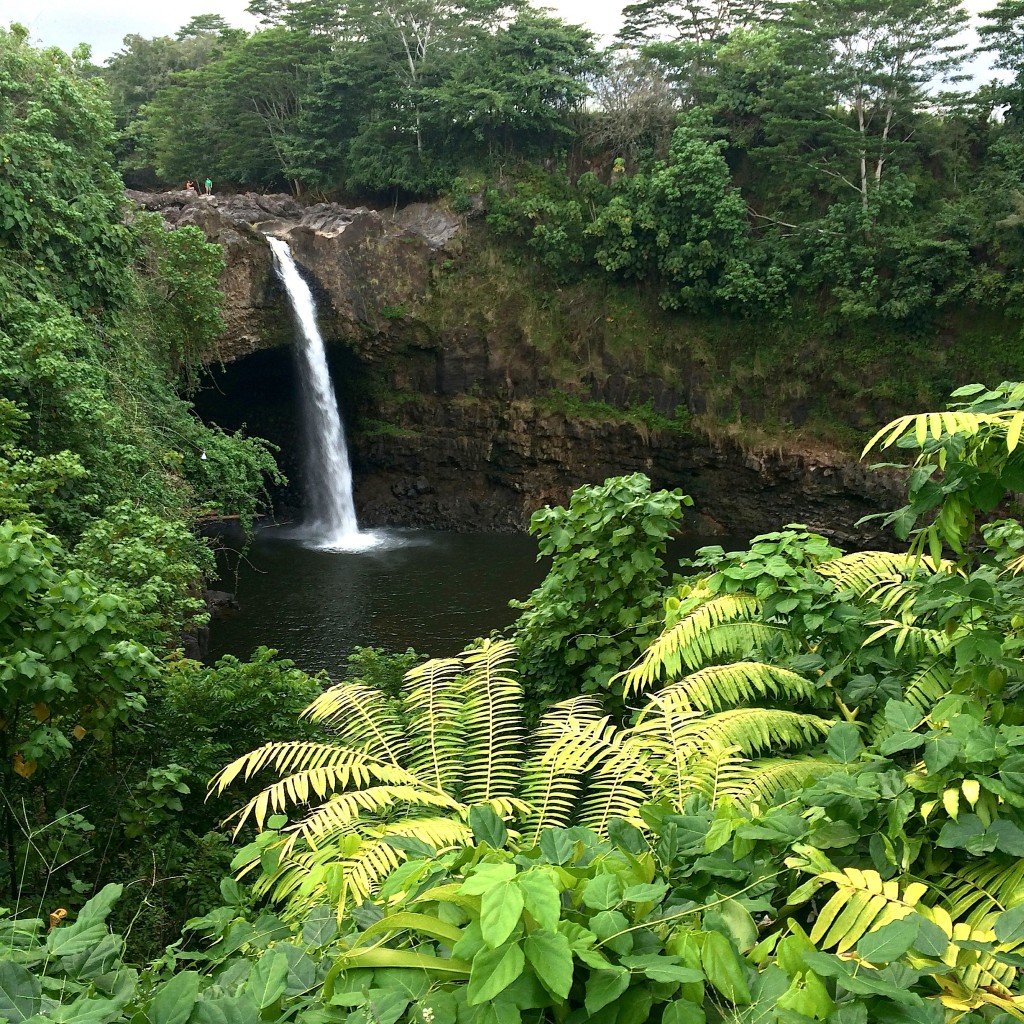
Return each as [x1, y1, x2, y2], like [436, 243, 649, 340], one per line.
[268, 237, 376, 551]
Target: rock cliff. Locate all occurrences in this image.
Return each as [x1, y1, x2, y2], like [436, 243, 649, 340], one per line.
[129, 190, 905, 546]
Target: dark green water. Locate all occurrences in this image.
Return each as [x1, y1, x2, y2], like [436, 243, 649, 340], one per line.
[208, 527, 740, 680]
[208, 528, 548, 677]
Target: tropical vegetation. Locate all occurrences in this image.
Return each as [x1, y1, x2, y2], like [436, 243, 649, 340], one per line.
[9, 9, 1024, 1024]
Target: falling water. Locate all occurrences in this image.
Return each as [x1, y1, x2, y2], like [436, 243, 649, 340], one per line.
[267, 236, 375, 551]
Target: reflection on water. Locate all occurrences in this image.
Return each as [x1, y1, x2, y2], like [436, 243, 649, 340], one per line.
[208, 527, 548, 677]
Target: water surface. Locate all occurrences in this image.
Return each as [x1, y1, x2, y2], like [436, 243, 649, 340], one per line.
[209, 528, 547, 676]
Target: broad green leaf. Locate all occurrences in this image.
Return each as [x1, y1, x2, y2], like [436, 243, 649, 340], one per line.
[516, 871, 560, 932]
[466, 941, 524, 1005]
[858, 916, 920, 964]
[589, 910, 632, 955]
[704, 899, 758, 953]
[246, 949, 289, 1009]
[622, 882, 668, 904]
[582, 873, 623, 911]
[620, 953, 702, 984]
[703, 818, 732, 853]
[826, 723, 863, 763]
[995, 903, 1024, 944]
[146, 970, 201, 1024]
[0, 961, 41, 1023]
[922, 734, 959, 774]
[884, 701, 921, 733]
[301, 906, 338, 948]
[461, 863, 517, 896]
[414, 992, 457, 1024]
[990, 818, 1024, 856]
[481, 881, 524, 948]
[524, 930, 574, 999]
[469, 806, 508, 849]
[584, 966, 630, 1014]
[661, 1001, 706, 1024]
[699, 931, 751, 1005]
[60, 932, 123, 981]
[191, 992, 261, 1024]
[47, 921, 108, 958]
[76, 884, 122, 925]
[538, 829, 574, 865]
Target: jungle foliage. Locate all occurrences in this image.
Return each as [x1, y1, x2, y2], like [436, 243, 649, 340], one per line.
[11, 380, 1024, 1024]
[11, 14, 1024, 1024]
[61, 0, 1024, 344]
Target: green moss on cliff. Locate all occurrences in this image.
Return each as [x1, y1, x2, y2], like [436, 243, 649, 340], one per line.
[417, 225, 1024, 454]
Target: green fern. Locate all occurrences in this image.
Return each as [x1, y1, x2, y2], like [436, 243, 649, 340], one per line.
[622, 593, 768, 693]
[638, 661, 818, 713]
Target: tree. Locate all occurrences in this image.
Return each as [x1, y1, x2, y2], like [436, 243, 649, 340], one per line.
[776, 0, 969, 210]
[618, 0, 771, 104]
[512, 474, 690, 703]
[340, 0, 524, 156]
[137, 28, 329, 192]
[435, 10, 600, 162]
[589, 112, 759, 310]
[587, 54, 679, 169]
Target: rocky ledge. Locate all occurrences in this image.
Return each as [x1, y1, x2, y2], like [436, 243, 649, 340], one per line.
[132, 189, 905, 546]
[126, 189, 460, 362]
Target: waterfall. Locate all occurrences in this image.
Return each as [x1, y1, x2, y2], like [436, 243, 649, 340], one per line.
[268, 237, 372, 551]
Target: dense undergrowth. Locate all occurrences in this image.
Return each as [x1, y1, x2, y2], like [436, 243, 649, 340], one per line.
[9, 20, 1024, 1024]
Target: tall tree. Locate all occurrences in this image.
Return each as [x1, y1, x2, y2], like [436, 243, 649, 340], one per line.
[778, 0, 969, 209]
[436, 11, 600, 161]
[340, 0, 525, 154]
[617, 0, 770, 103]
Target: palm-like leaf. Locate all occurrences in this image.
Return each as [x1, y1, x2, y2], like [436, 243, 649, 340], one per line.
[635, 705, 835, 761]
[721, 756, 846, 808]
[212, 743, 423, 832]
[304, 683, 410, 766]
[817, 551, 948, 599]
[519, 696, 605, 841]
[642, 662, 818, 713]
[401, 656, 463, 791]
[459, 640, 524, 805]
[623, 593, 785, 694]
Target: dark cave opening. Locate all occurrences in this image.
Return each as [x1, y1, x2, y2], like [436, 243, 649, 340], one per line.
[193, 344, 371, 519]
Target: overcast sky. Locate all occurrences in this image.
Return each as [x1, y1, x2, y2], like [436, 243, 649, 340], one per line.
[5, 0, 625, 61]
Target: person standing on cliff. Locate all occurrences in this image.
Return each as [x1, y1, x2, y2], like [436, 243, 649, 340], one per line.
[205, 177, 213, 195]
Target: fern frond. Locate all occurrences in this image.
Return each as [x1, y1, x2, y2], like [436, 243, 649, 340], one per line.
[917, 905, 1019, 1009]
[720, 756, 848, 808]
[811, 869, 929, 954]
[623, 593, 764, 694]
[863, 621, 952, 659]
[573, 731, 655, 834]
[861, 411, 1011, 457]
[519, 697, 605, 841]
[212, 742, 421, 823]
[304, 683, 409, 766]
[402, 656, 464, 792]
[635, 706, 835, 761]
[817, 551, 948, 598]
[673, 744, 746, 809]
[643, 662, 818, 714]
[945, 860, 1024, 924]
[283, 786, 464, 854]
[459, 639, 525, 805]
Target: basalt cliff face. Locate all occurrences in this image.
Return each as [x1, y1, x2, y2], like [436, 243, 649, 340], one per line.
[130, 190, 903, 546]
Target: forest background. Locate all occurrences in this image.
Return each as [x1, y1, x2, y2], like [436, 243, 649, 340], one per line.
[7, 0, 1024, 1021]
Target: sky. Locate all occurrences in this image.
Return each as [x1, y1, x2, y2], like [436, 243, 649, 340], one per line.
[5, 0, 626, 61]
